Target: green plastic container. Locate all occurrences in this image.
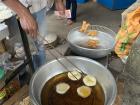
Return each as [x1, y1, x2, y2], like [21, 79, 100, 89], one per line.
[0, 67, 6, 104]
[0, 68, 4, 80]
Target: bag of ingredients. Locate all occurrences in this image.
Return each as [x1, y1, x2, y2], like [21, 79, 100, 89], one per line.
[115, 7, 140, 63]
[121, 0, 140, 25]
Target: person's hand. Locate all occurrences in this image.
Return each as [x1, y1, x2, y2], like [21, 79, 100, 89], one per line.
[55, 0, 65, 15]
[19, 12, 38, 38]
[2, 0, 38, 37]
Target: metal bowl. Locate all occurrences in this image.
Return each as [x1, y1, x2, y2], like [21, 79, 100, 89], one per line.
[29, 56, 117, 105]
[67, 25, 116, 58]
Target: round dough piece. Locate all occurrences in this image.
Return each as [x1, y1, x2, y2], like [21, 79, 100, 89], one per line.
[83, 75, 96, 86]
[56, 82, 70, 95]
[77, 86, 91, 98]
[68, 71, 82, 81]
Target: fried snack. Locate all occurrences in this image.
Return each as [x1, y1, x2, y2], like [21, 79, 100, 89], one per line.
[56, 82, 70, 94]
[77, 86, 91, 98]
[79, 21, 90, 33]
[87, 30, 98, 36]
[83, 75, 96, 87]
[79, 21, 87, 32]
[68, 71, 82, 81]
[87, 39, 99, 48]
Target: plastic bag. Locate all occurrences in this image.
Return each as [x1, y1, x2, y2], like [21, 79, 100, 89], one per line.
[0, 52, 11, 66]
[14, 43, 25, 59]
[122, 0, 140, 25]
[115, 7, 140, 62]
[0, 52, 11, 72]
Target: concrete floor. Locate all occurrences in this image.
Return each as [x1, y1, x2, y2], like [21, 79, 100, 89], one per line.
[44, 1, 124, 61]
[5, 0, 125, 69]
[46, 1, 123, 39]
[19, 2, 140, 104]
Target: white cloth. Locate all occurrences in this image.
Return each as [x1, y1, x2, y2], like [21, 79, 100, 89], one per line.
[19, 0, 54, 13]
[0, 0, 54, 13]
[0, 0, 54, 22]
[0, 23, 9, 41]
[0, 2, 13, 22]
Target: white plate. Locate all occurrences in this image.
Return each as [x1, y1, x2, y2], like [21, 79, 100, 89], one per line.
[43, 34, 58, 45]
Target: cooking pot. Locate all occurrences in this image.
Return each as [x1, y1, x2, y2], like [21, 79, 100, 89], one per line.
[29, 56, 117, 105]
[67, 25, 116, 58]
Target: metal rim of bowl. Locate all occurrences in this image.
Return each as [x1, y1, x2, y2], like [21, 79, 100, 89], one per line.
[29, 56, 117, 105]
[67, 25, 116, 51]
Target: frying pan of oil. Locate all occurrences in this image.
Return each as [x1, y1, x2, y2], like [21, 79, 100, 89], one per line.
[41, 72, 105, 105]
[29, 56, 117, 105]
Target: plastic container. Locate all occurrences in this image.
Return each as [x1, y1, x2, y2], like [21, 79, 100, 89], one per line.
[77, 0, 89, 4]
[97, 0, 136, 10]
[0, 68, 4, 80]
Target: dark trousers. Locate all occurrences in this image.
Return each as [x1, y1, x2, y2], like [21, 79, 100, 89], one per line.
[66, 0, 77, 21]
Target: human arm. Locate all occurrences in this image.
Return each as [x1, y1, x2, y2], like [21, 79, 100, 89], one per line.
[2, 0, 38, 37]
[55, 0, 65, 15]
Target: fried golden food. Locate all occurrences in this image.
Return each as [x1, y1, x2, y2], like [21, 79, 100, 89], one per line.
[83, 75, 96, 87]
[68, 71, 82, 81]
[87, 30, 98, 36]
[77, 86, 92, 98]
[87, 39, 99, 48]
[79, 21, 90, 33]
[56, 82, 70, 95]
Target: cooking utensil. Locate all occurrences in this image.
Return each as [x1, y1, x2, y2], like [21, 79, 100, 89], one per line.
[29, 56, 117, 105]
[67, 25, 116, 59]
[35, 34, 116, 105]
[38, 35, 86, 78]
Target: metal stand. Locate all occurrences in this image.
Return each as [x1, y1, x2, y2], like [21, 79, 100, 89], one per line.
[4, 20, 35, 87]
[17, 20, 35, 73]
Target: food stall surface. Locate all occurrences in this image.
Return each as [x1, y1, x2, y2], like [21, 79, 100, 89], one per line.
[34, 1, 132, 105]
[3, 50, 125, 105]
[1, 1, 136, 105]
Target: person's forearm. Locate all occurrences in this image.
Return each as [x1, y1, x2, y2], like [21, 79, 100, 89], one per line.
[2, 0, 38, 37]
[2, 0, 31, 18]
[55, 0, 63, 3]
[55, 0, 65, 12]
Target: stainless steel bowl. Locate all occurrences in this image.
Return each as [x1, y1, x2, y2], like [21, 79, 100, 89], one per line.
[29, 56, 117, 105]
[67, 25, 116, 58]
